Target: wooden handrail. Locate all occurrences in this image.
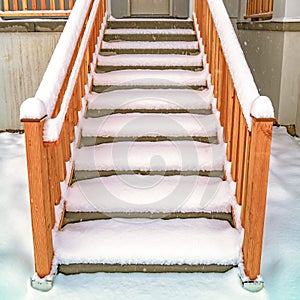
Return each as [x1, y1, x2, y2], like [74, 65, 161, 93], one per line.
[195, 0, 275, 281]
[20, 0, 106, 278]
[0, 0, 76, 17]
[245, 0, 274, 20]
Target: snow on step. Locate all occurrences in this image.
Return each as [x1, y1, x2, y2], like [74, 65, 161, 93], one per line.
[87, 89, 213, 111]
[66, 175, 233, 213]
[74, 141, 224, 171]
[93, 69, 208, 87]
[105, 28, 196, 35]
[98, 54, 203, 67]
[81, 113, 217, 138]
[54, 218, 242, 265]
[101, 41, 199, 50]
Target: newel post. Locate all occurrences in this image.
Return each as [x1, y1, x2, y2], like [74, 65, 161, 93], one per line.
[242, 117, 274, 281]
[23, 117, 54, 278]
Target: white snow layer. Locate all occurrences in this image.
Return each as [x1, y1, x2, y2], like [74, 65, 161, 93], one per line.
[101, 41, 199, 49]
[2, 128, 300, 299]
[201, 1, 274, 126]
[81, 113, 217, 138]
[74, 141, 224, 171]
[105, 28, 196, 35]
[66, 175, 233, 213]
[54, 218, 242, 265]
[87, 88, 213, 110]
[108, 16, 192, 22]
[97, 53, 203, 67]
[93, 69, 208, 86]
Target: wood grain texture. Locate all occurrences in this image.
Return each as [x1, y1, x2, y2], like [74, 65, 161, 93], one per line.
[243, 118, 274, 280]
[24, 120, 54, 277]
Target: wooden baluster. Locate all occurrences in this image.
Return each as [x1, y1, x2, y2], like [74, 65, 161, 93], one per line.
[231, 94, 240, 181]
[40, 0, 46, 10]
[69, 0, 74, 10]
[219, 60, 227, 129]
[243, 117, 274, 280]
[23, 119, 54, 278]
[50, 0, 55, 10]
[46, 144, 62, 206]
[214, 37, 220, 99]
[32, 0, 37, 10]
[226, 76, 235, 161]
[21, 0, 27, 10]
[241, 129, 251, 226]
[236, 115, 247, 205]
[3, 0, 10, 11]
[217, 49, 224, 112]
[12, 0, 19, 10]
[57, 138, 66, 182]
[59, 0, 64, 10]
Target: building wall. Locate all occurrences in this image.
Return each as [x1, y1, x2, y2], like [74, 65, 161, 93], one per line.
[224, 0, 300, 135]
[0, 32, 61, 129]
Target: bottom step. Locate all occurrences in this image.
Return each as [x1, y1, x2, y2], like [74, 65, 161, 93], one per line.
[59, 263, 234, 275]
[54, 218, 242, 274]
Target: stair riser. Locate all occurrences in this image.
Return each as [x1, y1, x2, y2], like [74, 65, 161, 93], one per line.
[73, 170, 224, 182]
[100, 49, 200, 55]
[92, 85, 207, 93]
[80, 136, 218, 147]
[58, 264, 234, 275]
[107, 21, 194, 30]
[96, 65, 203, 72]
[63, 212, 234, 228]
[104, 34, 197, 42]
[86, 109, 212, 118]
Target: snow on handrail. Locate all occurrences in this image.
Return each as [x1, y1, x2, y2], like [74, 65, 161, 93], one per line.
[20, 0, 92, 122]
[206, 0, 274, 129]
[43, 0, 102, 142]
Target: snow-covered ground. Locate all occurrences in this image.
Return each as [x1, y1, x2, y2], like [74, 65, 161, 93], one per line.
[0, 126, 299, 299]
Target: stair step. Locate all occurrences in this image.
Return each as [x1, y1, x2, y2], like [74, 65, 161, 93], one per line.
[63, 211, 234, 227]
[92, 69, 208, 93]
[74, 141, 224, 173]
[107, 19, 194, 29]
[100, 41, 200, 55]
[104, 28, 197, 42]
[80, 113, 218, 146]
[54, 218, 242, 274]
[96, 53, 203, 72]
[65, 175, 233, 214]
[86, 89, 213, 117]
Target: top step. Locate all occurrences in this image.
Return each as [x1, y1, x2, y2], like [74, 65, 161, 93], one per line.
[107, 18, 194, 29]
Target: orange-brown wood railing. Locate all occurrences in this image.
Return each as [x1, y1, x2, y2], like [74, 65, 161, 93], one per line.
[195, 0, 274, 280]
[21, 0, 106, 278]
[1, 0, 76, 17]
[245, 0, 274, 20]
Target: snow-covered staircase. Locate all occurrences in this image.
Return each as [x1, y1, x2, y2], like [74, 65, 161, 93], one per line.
[56, 18, 242, 275]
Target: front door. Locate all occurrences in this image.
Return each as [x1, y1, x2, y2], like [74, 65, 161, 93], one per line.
[110, 0, 189, 19]
[131, 0, 170, 17]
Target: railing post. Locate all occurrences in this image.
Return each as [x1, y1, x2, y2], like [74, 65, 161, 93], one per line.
[242, 117, 274, 280]
[23, 118, 54, 278]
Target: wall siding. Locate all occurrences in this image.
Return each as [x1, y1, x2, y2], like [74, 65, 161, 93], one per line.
[0, 32, 61, 129]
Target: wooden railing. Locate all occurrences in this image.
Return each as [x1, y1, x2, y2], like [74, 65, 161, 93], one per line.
[195, 0, 275, 282]
[0, 0, 76, 17]
[245, 0, 274, 20]
[20, 0, 106, 278]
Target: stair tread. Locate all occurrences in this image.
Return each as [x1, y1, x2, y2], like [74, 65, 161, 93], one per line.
[81, 113, 217, 138]
[97, 53, 203, 67]
[105, 28, 196, 35]
[87, 89, 212, 111]
[66, 175, 233, 213]
[101, 41, 199, 50]
[93, 69, 208, 87]
[54, 218, 242, 266]
[74, 141, 224, 171]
